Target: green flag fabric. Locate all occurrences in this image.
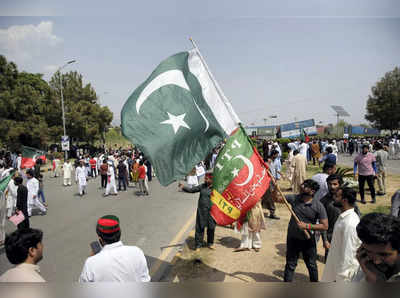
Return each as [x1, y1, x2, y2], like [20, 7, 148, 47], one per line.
[0, 171, 13, 194]
[121, 49, 240, 186]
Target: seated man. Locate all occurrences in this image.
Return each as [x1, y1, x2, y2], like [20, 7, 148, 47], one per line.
[355, 213, 400, 282]
[0, 228, 45, 282]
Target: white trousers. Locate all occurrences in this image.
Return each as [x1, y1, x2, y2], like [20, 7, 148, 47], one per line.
[64, 178, 72, 186]
[6, 195, 16, 217]
[79, 184, 87, 195]
[105, 180, 117, 195]
[0, 196, 7, 243]
[28, 196, 47, 216]
[239, 222, 262, 249]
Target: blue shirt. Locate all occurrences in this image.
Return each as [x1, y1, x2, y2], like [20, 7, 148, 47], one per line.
[270, 158, 282, 180]
[321, 153, 336, 165]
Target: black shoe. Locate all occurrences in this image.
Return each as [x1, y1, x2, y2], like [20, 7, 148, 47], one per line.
[371, 200, 376, 204]
[361, 200, 366, 204]
[269, 214, 280, 220]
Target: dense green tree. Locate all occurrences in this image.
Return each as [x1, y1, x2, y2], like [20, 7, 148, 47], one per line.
[49, 70, 113, 144]
[0, 55, 113, 150]
[365, 67, 400, 134]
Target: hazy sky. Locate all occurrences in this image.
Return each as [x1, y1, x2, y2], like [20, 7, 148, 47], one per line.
[1, 1, 399, 126]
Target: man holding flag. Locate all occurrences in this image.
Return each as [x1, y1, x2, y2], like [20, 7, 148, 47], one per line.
[121, 42, 240, 187]
[179, 171, 216, 251]
[120, 41, 270, 238]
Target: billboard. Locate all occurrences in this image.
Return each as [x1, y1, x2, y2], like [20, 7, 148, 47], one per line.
[349, 126, 380, 136]
[280, 119, 317, 138]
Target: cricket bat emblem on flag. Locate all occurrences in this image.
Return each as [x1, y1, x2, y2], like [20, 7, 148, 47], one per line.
[211, 126, 271, 226]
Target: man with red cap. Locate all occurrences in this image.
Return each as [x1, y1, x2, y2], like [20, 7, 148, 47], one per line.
[179, 170, 216, 252]
[79, 215, 150, 282]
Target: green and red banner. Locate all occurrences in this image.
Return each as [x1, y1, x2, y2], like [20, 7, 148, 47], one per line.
[211, 126, 271, 226]
[21, 146, 46, 169]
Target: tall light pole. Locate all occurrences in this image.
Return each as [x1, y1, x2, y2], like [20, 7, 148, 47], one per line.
[56, 59, 76, 160]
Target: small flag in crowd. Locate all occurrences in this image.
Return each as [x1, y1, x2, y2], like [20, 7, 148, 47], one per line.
[121, 48, 240, 186]
[210, 125, 271, 226]
[0, 171, 13, 196]
[300, 128, 310, 142]
[21, 146, 46, 169]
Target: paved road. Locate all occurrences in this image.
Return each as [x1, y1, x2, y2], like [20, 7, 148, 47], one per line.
[336, 153, 400, 175]
[0, 171, 198, 281]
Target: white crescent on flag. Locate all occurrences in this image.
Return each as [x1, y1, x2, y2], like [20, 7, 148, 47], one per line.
[233, 155, 254, 186]
[135, 69, 209, 133]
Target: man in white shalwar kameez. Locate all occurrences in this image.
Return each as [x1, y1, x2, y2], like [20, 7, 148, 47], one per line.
[53, 157, 61, 177]
[26, 170, 47, 216]
[321, 187, 361, 282]
[63, 160, 73, 186]
[104, 161, 118, 196]
[75, 161, 88, 196]
[5, 173, 18, 217]
[234, 201, 265, 252]
[16, 154, 22, 173]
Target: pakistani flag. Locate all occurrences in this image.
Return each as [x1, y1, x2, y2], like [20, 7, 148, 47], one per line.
[21, 146, 46, 169]
[211, 126, 271, 226]
[121, 49, 240, 186]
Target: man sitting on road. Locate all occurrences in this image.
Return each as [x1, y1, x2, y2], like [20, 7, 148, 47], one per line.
[79, 215, 150, 282]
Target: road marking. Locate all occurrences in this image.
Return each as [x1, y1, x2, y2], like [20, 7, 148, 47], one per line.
[149, 211, 196, 278]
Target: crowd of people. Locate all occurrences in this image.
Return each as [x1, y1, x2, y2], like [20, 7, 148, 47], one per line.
[0, 134, 400, 282]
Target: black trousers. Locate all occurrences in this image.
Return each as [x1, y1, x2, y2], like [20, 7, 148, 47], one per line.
[358, 175, 376, 202]
[101, 174, 108, 188]
[324, 233, 333, 263]
[284, 236, 319, 282]
[262, 183, 276, 214]
[18, 216, 30, 230]
[195, 220, 215, 248]
[91, 168, 97, 177]
[118, 176, 127, 190]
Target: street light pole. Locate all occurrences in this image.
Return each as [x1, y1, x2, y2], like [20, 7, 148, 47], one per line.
[56, 59, 76, 160]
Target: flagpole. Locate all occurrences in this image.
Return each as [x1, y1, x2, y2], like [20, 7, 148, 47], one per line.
[189, 38, 241, 125]
[268, 169, 311, 239]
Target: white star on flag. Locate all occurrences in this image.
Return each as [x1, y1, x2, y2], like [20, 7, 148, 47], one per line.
[160, 112, 191, 134]
[231, 168, 240, 178]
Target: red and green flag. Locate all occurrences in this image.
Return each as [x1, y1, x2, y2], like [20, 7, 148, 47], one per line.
[211, 125, 271, 226]
[300, 128, 310, 142]
[21, 146, 46, 169]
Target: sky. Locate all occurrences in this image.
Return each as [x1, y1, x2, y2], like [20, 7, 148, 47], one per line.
[0, 1, 399, 127]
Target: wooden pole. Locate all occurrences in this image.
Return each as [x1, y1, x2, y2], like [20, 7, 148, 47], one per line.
[267, 169, 310, 239]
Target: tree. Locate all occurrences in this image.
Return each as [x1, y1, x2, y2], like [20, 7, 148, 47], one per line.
[365, 67, 400, 134]
[0, 55, 113, 150]
[49, 71, 113, 144]
[0, 56, 52, 150]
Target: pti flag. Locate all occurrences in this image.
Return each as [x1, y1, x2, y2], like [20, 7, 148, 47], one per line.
[121, 49, 240, 186]
[21, 146, 46, 169]
[211, 126, 271, 226]
[300, 128, 310, 142]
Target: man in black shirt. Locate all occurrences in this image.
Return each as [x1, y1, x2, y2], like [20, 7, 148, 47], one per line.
[178, 172, 216, 251]
[277, 179, 328, 282]
[14, 176, 29, 230]
[321, 174, 361, 262]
